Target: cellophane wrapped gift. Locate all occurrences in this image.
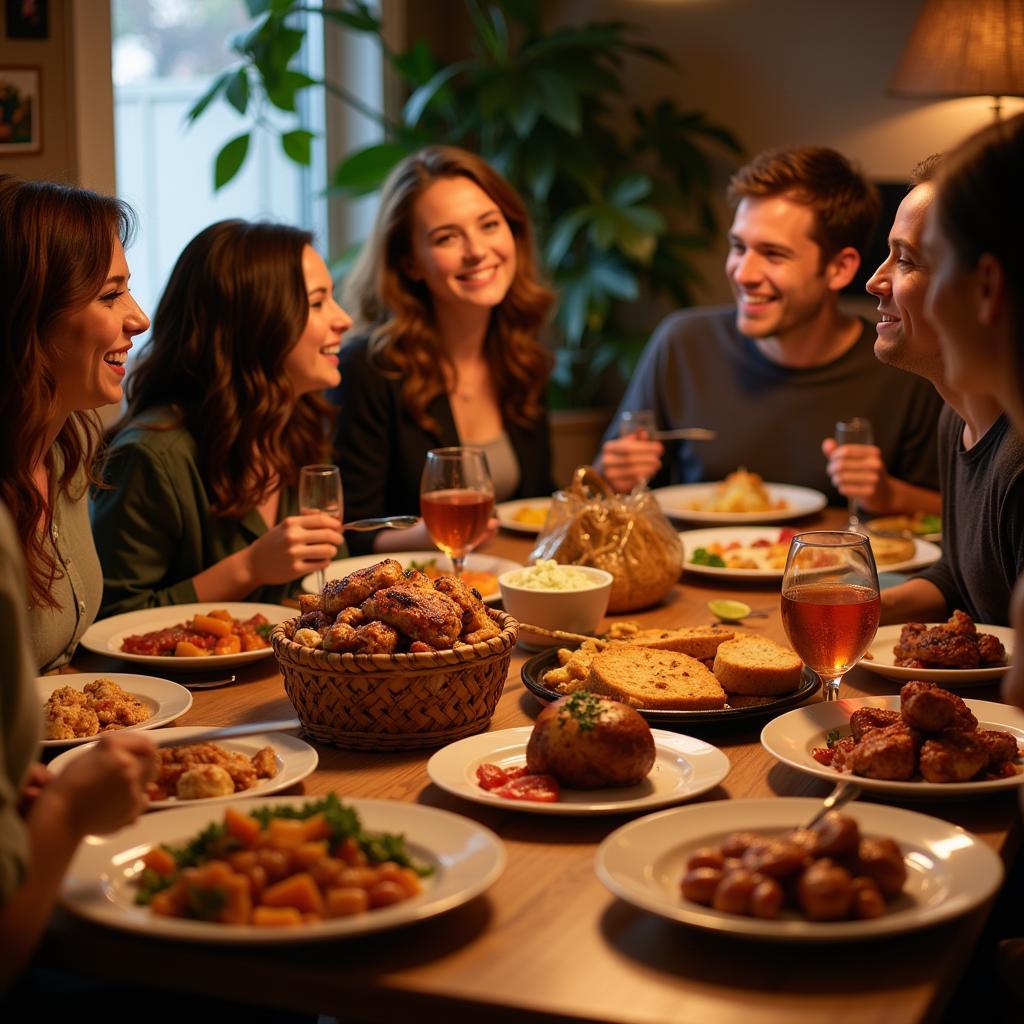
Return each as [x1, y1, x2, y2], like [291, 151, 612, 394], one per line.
[529, 466, 682, 612]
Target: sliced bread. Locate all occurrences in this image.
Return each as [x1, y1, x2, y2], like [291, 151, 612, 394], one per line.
[586, 646, 727, 711]
[622, 625, 736, 661]
[712, 636, 804, 696]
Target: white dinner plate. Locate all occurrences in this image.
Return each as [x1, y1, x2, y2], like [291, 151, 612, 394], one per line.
[858, 623, 1014, 685]
[48, 726, 319, 809]
[595, 797, 1002, 942]
[760, 697, 1024, 798]
[679, 527, 941, 581]
[37, 673, 192, 748]
[495, 497, 553, 535]
[653, 482, 828, 525]
[302, 551, 522, 603]
[61, 796, 506, 944]
[427, 727, 730, 815]
[80, 603, 294, 672]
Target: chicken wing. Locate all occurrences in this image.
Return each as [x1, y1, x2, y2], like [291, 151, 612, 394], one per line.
[900, 680, 977, 733]
[918, 732, 988, 782]
[322, 558, 405, 614]
[849, 724, 916, 780]
[433, 575, 500, 643]
[360, 581, 462, 649]
[849, 707, 902, 742]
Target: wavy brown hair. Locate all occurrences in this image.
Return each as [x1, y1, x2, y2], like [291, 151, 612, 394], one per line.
[0, 174, 134, 608]
[343, 146, 554, 436]
[728, 145, 881, 262]
[109, 220, 336, 517]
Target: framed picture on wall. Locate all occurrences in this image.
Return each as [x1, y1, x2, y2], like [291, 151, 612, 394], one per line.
[5, 0, 48, 39]
[0, 67, 41, 154]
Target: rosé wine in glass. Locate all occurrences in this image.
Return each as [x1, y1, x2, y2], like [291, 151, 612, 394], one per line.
[420, 448, 494, 576]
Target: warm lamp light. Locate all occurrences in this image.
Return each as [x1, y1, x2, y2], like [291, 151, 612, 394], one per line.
[889, 0, 1024, 118]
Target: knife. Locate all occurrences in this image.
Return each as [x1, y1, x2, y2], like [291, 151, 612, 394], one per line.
[153, 718, 302, 747]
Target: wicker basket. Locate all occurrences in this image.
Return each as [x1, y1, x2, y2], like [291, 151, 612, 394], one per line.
[271, 609, 519, 751]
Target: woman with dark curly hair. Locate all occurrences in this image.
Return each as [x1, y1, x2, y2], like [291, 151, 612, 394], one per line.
[332, 145, 555, 555]
[92, 220, 350, 616]
[0, 174, 151, 669]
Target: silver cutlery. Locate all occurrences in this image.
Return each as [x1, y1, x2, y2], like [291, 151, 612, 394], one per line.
[153, 718, 301, 747]
[803, 780, 862, 829]
[342, 515, 419, 532]
[181, 674, 237, 690]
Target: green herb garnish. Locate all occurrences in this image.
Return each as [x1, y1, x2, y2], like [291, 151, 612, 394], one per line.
[256, 623, 274, 639]
[691, 547, 726, 568]
[406, 558, 439, 574]
[186, 886, 228, 921]
[561, 690, 604, 732]
[825, 728, 843, 748]
[917, 515, 941, 535]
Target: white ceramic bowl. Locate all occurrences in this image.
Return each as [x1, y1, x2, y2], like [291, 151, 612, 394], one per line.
[498, 565, 613, 650]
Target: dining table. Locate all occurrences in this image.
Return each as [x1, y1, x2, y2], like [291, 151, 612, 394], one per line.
[35, 506, 1021, 1024]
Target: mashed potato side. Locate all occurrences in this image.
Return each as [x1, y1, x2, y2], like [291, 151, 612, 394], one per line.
[503, 560, 598, 591]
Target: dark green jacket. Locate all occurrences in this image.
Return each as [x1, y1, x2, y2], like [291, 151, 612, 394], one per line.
[91, 416, 323, 618]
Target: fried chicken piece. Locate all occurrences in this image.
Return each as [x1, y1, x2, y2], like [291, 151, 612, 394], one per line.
[900, 680, 977, 733]
[334, 606, 365, 627]
[976, 729, 1021, 771]
[977, 632, 1008, 666]
[849, 724, 916, 780]
[945, 609, 977, 636]
[251, 746, 278, 779]
[44, 705, 100, 740]
[433, 575, 500, 643]
[402, 569, 435, 590]
[293, 627, 323, 649]
[360, 581, 462, 649]
[919, 732, 988, 782]
[354, 620, 400, 654]
[48, 685, 88, 708]
[298, 594, 322, 615]
[176, 764, 234, 800]
[849, 707, 902, 741]
[322, 622, 359, 653]
[322, 558, 405, 614]
[828, 736, 858, 772]
[296, 610, 333, 634]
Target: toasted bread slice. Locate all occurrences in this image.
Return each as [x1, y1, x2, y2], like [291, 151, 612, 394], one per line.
[620, 625, 736, 660]
[586, 647, 727, 711]
[712, 636, 804, 696]
[867, 534, 916, 566]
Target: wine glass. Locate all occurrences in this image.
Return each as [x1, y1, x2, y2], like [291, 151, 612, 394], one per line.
[420, 447, 494, 577]
[619, 409, 658, 486]
[298, 464, 343, 594]
[834, 417, 874, 532]
[780, 530, 880, 702]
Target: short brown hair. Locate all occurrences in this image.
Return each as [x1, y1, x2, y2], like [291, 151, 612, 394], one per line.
[909, 153, 943, 188]
[728, 145, 881, 258]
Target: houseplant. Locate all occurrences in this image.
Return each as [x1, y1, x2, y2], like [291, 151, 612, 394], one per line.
[190, 0, 744, 406]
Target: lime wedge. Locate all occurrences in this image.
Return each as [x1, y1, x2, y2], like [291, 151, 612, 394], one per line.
[708, 599, 752, 622]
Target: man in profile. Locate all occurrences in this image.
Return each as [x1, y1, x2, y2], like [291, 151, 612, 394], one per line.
[599, 145, 942, 513]
[867, 156, 1024, 625]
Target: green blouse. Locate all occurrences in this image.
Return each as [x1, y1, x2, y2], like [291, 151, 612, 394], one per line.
[91, 414, 339, 618]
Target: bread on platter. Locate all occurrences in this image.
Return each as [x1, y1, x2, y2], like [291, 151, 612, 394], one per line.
[586, 647, 727, 711]
[712, 636, 804, 696]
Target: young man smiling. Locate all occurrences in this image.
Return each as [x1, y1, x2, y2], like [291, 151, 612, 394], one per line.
[599, 146, 943, 509]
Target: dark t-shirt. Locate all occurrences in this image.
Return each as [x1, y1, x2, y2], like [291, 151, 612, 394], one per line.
[915, 407, 1024, 625]
[604, 306, 944, 503]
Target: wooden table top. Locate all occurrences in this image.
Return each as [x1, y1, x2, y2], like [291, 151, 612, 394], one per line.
[38, 509, 1021, 1024]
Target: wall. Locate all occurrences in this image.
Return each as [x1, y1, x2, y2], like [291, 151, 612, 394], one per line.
[553, 0, 1024, 304]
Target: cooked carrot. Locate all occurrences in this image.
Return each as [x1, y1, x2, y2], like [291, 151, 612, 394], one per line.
[265, 818, 306, 849]
[301, 813, 331, 842]
[213, 634, 241, 655]
[174, 641, 209, 657]
[141, 846, 176, 875]
[260, 872, 325, 915]
[192, 614, 233, 638]
[252, 906, 303, 927]
[224, 807, 262, 847]
[292, 840, 330, 869]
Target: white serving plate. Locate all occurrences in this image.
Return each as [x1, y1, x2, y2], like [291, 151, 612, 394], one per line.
[427, 727, 730, 815]
[80, 603, 294, 672]
[495, 497, 553, 535]
[302, 551, 521, 603]
[859, 623, 1013, 685]
[653, 482, 828, 525]
[595, 797, 1002, 942]
[61, 796, 506, 944]
[38, 673, 192, 747]
[49, 727, 319, 808]
[760, 696, 1024, 798]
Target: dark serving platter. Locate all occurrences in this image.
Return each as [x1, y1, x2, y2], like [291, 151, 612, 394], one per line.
[520, 647, 820, 724]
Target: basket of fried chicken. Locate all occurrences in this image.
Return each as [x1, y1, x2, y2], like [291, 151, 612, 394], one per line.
[271, 558, 519, 751]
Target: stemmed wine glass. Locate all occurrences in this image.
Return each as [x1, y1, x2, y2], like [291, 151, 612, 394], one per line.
[835, 417, 874, 532]
[298, 464, 343, 594]
[619, 409, 658, 487]
[420, 447, 494, 577]
[780, 531, 880, 702]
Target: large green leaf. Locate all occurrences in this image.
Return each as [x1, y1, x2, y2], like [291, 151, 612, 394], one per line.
[214, 133, 250, 190]
[187, 69, 233, 122]
[281, 128, 315, 165]
[545, 207, 592, 268]
[320, 4, 381, 33]
[266, 69, 317, 112]
[533, 68, 582, 135]
[608, 174, 651, 206]
[225, 68, 250, 115]
[403, 62, 472, 127]
[331, 142, 410, 196]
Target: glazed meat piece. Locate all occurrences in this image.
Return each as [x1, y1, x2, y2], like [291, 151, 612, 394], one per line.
[402, 569, 436, 590]
[919, 732, 988, 782]
[334, 606, 365, 627]
[433, 576, 500, 644]
[360, 581, 462, 649]
[977, 632, 1008, 666]
[900, 681, 977, 733]
[321, 558, 404, 614]
[828, 736, 858, 772]
[945, 609, 976, 636]
[849, 707, 902, 742]
[322, 622, 359, 653]
[893, 610, 1004, 669]
[849, 724, 916, 780]
[353, 620, 400, 654]
[976, 729, 1021, 770]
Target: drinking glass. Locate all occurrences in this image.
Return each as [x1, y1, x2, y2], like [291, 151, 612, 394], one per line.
[619, 409, 658, 486]
[780, 530, 880, 702]
[420, 447, 495, 577]
[834, 417, 874, 532]
[298, 464, 343, 594]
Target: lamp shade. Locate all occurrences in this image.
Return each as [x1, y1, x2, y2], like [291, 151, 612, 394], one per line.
[890, 0, 1024, 98]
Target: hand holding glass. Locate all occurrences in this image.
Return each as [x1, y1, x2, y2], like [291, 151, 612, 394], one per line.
[835, 417, 873, 532]
[298, 464, 343, 593]
[781, 531, 880, 702]
[420, 447, 494, 576]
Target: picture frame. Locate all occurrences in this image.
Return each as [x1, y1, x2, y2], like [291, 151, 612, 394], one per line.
[5, 0, 48, 40]
[0, 67, 41, 154]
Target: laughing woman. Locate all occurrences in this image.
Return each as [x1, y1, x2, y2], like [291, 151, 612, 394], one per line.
[0, 175, 150, 670]
[332, 146, 555, 555]
[92, 220, 350, 617]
